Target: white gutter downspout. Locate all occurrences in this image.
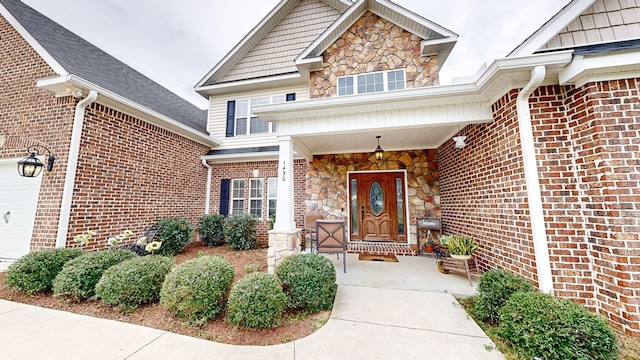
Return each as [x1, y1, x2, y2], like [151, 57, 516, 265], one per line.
[201, 159, 212, 214]
[55, 90, 98, 248]
[516, 66, 553, 293]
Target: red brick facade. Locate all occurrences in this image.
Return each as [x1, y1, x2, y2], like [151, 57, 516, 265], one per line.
[439, 81, 640, 336]
[208, 159, 307, 245]
[1, 14, 211, 250]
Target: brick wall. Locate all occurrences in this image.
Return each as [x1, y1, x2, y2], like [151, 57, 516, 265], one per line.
[0, 14, 74, 250]
[208, 159, 306, 245]
[439, 82, 640, 336]
[66, 103, 212, 250]
[1, 13, 213, 252]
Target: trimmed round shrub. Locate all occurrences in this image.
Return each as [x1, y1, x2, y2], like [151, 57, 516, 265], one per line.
[223, 213, 257, 250]
[150, 217, 193, 256]
[498, 292, 619, 360]
[474, 269, 536, 324]
[226, 272, 287, 329]
[4, 248, 84, 294]
[275, 253, 337, 312]
[198, 214, 225, 246]
[160, 255, 235, 323]
[52, 249, 137, 300]
[95, 255, 173, 312]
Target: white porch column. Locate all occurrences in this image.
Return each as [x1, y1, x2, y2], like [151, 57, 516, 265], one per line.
[273, 135, 296, 231]
[268, 135, 300, 273]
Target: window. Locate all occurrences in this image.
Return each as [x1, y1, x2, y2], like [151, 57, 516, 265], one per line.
[337, 69, 405, 96]
[233, 95, 289, 136]
[268, 177, 277, 220]
[231, 179, 245, 214]
[249, 178, 263, 218]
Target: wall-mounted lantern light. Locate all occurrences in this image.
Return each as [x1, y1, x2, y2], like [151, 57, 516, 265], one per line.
[374, 135, 384, 161]
[17, 145, 55, 177]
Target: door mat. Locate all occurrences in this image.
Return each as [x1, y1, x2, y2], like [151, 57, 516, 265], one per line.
[358, 253, 399, 262]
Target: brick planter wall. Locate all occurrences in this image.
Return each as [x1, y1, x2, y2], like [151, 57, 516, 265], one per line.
[439, 82, 640, 336]
[310, 11, 439, 98]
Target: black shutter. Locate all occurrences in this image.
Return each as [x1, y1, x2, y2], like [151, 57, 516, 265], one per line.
[286, 93, 296, 101]
[225, 101, 235, 137]
[219, 179, 230, 216]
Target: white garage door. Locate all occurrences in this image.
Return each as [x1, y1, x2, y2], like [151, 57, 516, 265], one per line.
[0, 158, 43, 259]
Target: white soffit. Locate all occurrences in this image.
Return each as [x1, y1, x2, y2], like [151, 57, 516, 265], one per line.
[559, 50, 640, 87]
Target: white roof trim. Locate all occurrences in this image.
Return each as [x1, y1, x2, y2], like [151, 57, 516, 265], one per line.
[295, 0, 457, 65]
[559, 50, 640, 87]
[37, 75, 220, 147]
[196, 73, 302, 97]
[0, 3, 67, 75]
[508, 0, 595, 57]
[202, 151, 280, 164]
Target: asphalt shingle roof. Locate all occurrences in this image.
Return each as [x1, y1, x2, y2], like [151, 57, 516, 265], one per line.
[1, 0, 208, 134]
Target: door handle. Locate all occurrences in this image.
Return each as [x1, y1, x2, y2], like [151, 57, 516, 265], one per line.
[3, 211, 9, 224]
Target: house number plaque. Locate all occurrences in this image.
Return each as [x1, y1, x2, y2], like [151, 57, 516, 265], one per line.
[281, 161, 286, 181]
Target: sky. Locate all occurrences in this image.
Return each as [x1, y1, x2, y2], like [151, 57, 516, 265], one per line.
[22, 0, 571, 109]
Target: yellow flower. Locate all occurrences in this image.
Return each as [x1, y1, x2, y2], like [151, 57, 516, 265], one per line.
[107, 237, 119, 246]
[136, 237, 147, 245]
[145, 241, 162, 252]
[116, 234, 126, 241]
[123, 229, 134, 236]
[87, 230, 97, 237]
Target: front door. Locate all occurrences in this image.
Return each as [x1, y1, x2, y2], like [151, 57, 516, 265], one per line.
[348, 172, 407, 243]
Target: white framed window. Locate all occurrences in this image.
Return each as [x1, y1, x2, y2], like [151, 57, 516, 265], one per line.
[249, 178, 263, 218]
[337, 69, 406, 96]
[231, 179, 245, 214]
[234, 95, 286, 136]
[267, 177, 277, 220]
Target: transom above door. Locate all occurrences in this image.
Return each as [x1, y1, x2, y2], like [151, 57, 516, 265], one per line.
[348, 171, 407, 243]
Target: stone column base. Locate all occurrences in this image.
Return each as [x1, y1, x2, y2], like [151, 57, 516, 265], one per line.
[267, 229, 301, 274]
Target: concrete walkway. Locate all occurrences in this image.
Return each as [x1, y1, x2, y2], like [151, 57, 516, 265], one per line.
[0, 254, 504, 359]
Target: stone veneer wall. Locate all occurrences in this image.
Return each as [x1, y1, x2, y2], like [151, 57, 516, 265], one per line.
[309, 11, 439, 98]
[306, 150, 439, 245]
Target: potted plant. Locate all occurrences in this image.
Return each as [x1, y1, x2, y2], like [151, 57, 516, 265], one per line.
[441, 234, 478, 260]
[423, 238, 436, 252]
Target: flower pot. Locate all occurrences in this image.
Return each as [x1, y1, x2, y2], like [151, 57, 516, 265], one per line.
[424, 245, 435, 252]
[450, 254, 472, 260]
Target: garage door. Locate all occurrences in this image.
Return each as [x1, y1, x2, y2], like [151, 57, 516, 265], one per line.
[0, 158, 43, 259]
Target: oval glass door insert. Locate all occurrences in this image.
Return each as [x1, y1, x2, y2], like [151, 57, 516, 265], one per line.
[369, 181, 383, 215]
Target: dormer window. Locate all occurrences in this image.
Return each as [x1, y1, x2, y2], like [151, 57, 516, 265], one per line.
[337, 69, 405, 96]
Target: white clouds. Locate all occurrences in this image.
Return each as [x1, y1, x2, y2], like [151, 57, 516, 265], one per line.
[22, 0, 569, 108]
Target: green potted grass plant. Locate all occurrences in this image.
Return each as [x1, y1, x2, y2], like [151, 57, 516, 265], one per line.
[441, 234, 478, 260]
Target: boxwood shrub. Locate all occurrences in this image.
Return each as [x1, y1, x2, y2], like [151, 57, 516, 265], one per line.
[197, 214, 225, 246]
[474, 269, 535, 324]
[4, 248, 84, 294]
[95, 255, 173, 312]
[275, 253, 337, 312]
[52, 249, 137, 300]
[226, 272, 287, 329]
[150, 217, 193, 256]
[160, 255, 235, 323]
[223, 213, 257, 250]
[498, 292, 619, 360]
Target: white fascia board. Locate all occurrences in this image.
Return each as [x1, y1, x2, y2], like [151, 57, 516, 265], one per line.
[559, 51, 640, 87]
[508, 0, 595, 57]
[202, 151, 280, 164]
[376, 0, 458, 39]
[195, 0, 291, 88]
[475, 51, 574, 89]
[195, 73, 302, 97]
[0, 4, 67, 75]
[37, 75, 220, 147]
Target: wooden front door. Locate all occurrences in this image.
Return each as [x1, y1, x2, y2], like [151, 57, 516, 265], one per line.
[348, 172, 407, 243]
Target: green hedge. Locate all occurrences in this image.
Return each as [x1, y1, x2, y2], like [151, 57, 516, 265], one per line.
[498, 292, 619, 360]
[95, 255, 173, 312]
[4, 248, 84, 294]
[474, 269, 535, 324]
[52, 249, 137, 300]
[197, 214, 225, 246]
[275, 253, 337, 312]
[151, 217, 193, 256]
[226, 272, 287, 329]
[223, 213, 257, 250]
[160, 255, 235, 323]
